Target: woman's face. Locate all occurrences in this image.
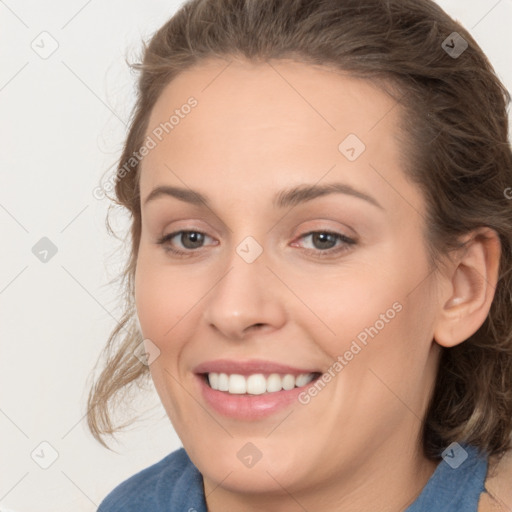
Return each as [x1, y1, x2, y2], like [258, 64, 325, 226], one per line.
[135, 59, 443, 506]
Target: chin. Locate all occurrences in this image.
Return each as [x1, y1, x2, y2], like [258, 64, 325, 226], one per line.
[189, 438, 306, 493]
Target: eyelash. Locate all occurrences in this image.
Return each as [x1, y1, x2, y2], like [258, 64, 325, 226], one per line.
[155, 230, 357, 259]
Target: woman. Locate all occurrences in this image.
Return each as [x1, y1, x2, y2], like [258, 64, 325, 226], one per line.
[88, 0, 512, 510]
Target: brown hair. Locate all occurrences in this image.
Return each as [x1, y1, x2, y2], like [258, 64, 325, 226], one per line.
[87, 0, 512, 458]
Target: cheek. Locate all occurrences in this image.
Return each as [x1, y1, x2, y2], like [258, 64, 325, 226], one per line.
[134, 256, 197, 423]
[134, 252, 210, 416]
[291, 238, 436, 370]
[134, 250, 204, 345]
[288, 261, 403, 346]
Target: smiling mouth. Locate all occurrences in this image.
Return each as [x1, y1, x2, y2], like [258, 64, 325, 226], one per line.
[201, 372, 322, 395]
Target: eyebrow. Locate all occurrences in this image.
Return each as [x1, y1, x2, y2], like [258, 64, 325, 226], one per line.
[143, 183, 384, 210]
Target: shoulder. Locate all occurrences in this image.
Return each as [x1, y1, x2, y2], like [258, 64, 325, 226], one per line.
[478, 448, 512, 512]
[97, 447, 205, 512]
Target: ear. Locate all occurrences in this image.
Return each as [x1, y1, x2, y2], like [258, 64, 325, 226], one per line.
[433, 227, 501, 348]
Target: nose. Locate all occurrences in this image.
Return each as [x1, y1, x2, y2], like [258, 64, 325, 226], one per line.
[202, 249, 287, 340]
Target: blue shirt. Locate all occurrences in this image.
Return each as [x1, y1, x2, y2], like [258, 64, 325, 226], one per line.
[97, 444, 488, 511]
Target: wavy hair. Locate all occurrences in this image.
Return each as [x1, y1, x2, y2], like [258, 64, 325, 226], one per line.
[87, 0, 512, 458]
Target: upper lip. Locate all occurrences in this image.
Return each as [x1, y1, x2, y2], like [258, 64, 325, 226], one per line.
[193, 359, 320, 376]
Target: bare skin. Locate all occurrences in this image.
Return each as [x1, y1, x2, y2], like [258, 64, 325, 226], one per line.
[134, 58, 501, 511]
[480, 450, 512, 511]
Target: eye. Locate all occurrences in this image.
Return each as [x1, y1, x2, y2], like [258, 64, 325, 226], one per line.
[156, 229, 357, 259]
[292, 231, 357, 257]
[156, 230, 217, 256]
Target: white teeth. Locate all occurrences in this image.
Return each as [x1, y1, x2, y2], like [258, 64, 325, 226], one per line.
[218, 372, 229, 391]
[295, 373, 313, 387]
[207, 372, 316, 394]
[266, 373, 282, 393]
[282, 374, 296, 390]
[228, 374, 246, 394]
[246, 374, 267, 395]
[208, 372, 219, 390]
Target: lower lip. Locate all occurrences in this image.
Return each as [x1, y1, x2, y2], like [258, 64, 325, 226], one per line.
[196, 374, 314, 420]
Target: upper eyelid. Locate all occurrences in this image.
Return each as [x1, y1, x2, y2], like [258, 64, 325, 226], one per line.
[160, 229, 356, 248]
[292, 231, 357, 250]
[162, 230, 216, 243]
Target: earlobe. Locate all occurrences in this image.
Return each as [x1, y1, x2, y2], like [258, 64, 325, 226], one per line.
[433, 228, 501, 348]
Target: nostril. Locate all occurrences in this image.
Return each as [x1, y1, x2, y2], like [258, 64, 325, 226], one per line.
[244, 323, 266, 335]
[239, 323, 268, 338]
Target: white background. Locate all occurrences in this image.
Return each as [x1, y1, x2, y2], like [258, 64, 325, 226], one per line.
[1, 0, 511, 510]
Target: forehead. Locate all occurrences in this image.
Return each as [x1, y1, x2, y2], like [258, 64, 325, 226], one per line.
[140, 58, 423, 218]
[145, 57, 400, 150]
